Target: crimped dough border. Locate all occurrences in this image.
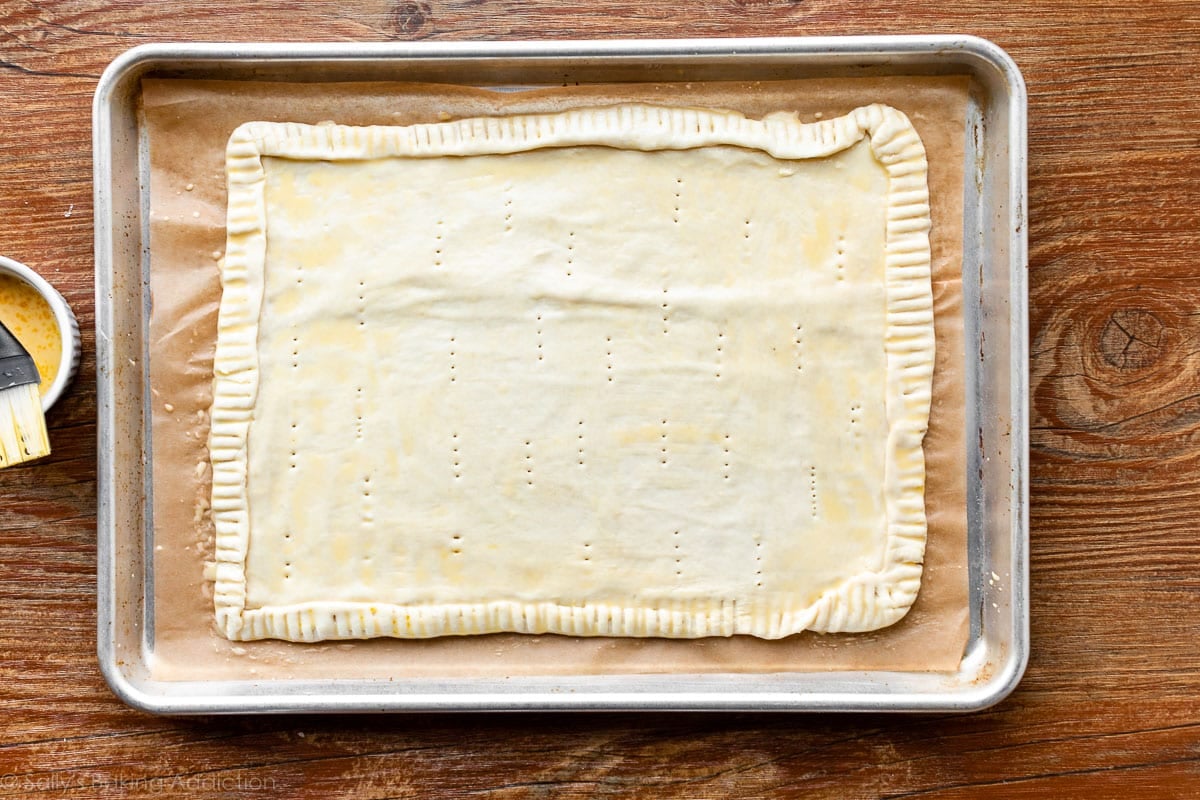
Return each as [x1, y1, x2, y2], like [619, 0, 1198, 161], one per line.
[209, 103, 933, 642]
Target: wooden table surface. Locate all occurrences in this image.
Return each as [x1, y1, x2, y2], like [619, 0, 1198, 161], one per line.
[2, 1, 1199, 797]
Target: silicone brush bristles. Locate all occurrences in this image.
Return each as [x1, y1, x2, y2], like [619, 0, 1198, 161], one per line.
[0, 381, 49, 466]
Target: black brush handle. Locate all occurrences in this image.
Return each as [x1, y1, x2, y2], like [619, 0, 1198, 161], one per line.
[0, 320, 39, 390]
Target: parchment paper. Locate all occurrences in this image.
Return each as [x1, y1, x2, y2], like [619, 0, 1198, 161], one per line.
[145, 76, 969, 681]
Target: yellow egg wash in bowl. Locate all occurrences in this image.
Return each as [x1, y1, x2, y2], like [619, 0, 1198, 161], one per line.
[0, 273, 62, 395]
[0, 256, 79, 411]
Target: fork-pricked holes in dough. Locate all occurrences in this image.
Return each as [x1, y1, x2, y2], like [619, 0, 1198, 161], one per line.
[535, 312, 544, 363]
[577, 419, 585, 467]
[659, 418, 669, 467]
[360, 474, 374, 528]
[715, 329, 725, 380]
[754, 539, 763, 588]
[809, 465, 819, 519]
[524, 439, 534, 487]
[354, 386, 364, 444]
[794, 322, 804, 373]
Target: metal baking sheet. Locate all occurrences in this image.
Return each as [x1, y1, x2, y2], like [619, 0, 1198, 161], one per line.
[94, 36, 1028, 713]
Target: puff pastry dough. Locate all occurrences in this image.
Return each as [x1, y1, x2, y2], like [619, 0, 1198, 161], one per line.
[210, 103, 933, 642]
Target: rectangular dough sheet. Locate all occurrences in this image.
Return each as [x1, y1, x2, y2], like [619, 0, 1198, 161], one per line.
[210, 103, 934, 642]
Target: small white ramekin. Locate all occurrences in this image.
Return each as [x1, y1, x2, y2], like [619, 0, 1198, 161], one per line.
[0, 255, 80, 411]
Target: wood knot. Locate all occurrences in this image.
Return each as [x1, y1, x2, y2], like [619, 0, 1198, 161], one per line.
[1098, 309, 1164, 370]
[388, 1, 432, 36]
[1031, 282, 1199, 463]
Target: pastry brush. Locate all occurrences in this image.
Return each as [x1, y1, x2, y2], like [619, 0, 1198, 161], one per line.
[0, 319, 50, 466]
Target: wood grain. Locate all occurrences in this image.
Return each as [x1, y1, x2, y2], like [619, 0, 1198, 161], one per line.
[2, 1, 1199, 797]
